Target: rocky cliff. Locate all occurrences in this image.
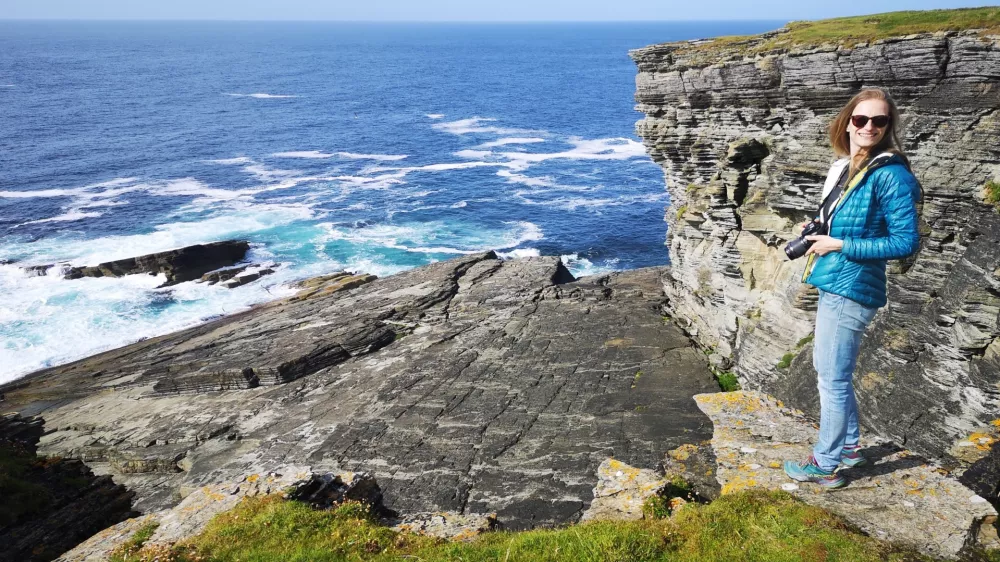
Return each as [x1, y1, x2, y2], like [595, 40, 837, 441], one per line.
[631, 26, 1000, 498]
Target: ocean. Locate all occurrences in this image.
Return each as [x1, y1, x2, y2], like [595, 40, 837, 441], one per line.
[0, 21, 781, 382]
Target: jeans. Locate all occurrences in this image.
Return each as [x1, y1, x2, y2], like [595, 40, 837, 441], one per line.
[812, 290, 878, 472]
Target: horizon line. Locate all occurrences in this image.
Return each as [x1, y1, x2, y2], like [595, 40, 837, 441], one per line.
[0, 17, 791, 23]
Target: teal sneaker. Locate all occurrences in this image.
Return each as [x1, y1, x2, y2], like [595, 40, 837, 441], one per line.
[783, 455, 846, 489]
[840, 445, 867, 468]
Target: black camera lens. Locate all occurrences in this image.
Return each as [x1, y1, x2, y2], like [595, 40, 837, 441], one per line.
[784, 237, 813, 260]
[784, 221, 822, 260]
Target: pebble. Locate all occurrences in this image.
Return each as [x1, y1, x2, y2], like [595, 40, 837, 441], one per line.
[780, 483, 799, 491]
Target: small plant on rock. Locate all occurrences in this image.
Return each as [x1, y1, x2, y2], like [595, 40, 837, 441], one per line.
[776, 352, 796, 370]
[984, 180, 1000, 208]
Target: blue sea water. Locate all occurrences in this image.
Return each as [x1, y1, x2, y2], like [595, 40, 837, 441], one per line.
[0, 21, 782, 381]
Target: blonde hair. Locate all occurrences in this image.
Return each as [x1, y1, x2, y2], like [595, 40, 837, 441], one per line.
[828, 88, 908, 176]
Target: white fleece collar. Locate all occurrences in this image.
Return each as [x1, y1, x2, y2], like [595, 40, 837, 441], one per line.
[820, 152, 895, 199]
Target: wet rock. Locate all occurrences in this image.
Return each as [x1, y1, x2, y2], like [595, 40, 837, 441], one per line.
[198, 265, 249, 285]
[23, 264, 56, 277]
[219, 267, 276, 289]
[63, 240, 249, 285]
[694, 390, 997, 559]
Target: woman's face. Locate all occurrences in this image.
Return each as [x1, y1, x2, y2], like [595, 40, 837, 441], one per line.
[846, 98, 891, 152]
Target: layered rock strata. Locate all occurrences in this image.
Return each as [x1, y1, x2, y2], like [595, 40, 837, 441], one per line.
[631, 28, 1000, 497]
[0, 253, 719, 531]
[60, 240, 250, 285]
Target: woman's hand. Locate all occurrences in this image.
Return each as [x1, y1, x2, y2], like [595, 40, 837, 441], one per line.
[805, 235, 844, 256]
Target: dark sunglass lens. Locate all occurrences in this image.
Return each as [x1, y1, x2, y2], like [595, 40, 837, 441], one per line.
[851, 114, 890, 129]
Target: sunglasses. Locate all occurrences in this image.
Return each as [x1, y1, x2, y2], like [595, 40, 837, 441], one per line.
[851, 114, 890, 129]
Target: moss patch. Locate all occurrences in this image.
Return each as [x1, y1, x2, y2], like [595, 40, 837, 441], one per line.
[137, 490, 928, 562]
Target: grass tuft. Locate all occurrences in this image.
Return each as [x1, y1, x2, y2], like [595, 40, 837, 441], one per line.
[795, 333, 815, 348]
[985, 180, 1000, 208]
[715, 371, 741, 392]
[110, 522, 160, 562]
[776, 352, 796, 370]
[134, 489, 929, 562]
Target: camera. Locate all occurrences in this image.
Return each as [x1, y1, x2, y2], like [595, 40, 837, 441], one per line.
[784, 221, 823, 260]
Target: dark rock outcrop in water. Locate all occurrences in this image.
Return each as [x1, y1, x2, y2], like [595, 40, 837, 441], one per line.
[0, 414, 137, 562]
[62, 240, 250, 285]
[0, 253, 718, 530]
[631, 29, 1000, 501]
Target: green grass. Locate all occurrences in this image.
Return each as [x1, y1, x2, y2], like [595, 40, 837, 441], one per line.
[110, 522, 160, 562]
[675, 204, 689, 221]
[986, 180, 1000, 208]
[127, 491, 934, 562]
[715, 371, 741, 392]
[776, 352, 796, 370]
[672, 7, 1000, 59]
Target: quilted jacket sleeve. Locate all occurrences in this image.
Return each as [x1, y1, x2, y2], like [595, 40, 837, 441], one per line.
[841, 167, 921, 261]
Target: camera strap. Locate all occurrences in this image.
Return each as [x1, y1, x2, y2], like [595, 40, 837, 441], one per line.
[817, 166, 849, 233]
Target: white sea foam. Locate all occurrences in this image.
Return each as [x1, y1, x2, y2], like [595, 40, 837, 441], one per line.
[0, 84, 14, 88]
[0, 256, 313, 383]
[206, 156, 254, 165]
[561, 254, 620, 278]
[515, 191, 667, 211]
[2, 205, 313, 267]
[336, 152, 408, 161]
[498, 137, 648, 170]
[453, 149, 494, 160]
[495, 169, 557, 188]
[317, 220, 543, 259]
[451, 201, 468, 208]
[476, 137, 546, 148]
[20, 210, 103, 225]
[411, 161, 504, 172]
[432, 117, 537, 136]
[272, 150, 336, 159]
[426, 113, 445, 119]
[497, 248, 541, 259]
[0, 188, 87, 199]
[225, 93, 297, 99]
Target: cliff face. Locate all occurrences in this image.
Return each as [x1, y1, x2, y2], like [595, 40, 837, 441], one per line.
[631, 30, 1000, 474]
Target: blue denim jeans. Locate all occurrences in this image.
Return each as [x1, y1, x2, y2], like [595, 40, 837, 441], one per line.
[812, 290, 878, 472]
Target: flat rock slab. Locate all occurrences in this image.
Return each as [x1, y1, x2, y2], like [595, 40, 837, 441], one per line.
[2, 254, 719, 530]
[695, 391, 997, 559]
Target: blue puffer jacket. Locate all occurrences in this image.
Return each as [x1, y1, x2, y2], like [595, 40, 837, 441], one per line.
[802, 152, 921, 309]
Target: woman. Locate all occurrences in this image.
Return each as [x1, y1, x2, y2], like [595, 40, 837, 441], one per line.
[783, 88, 922, 488]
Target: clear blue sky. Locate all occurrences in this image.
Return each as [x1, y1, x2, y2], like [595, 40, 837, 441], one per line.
[0, 0, 989, 21]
